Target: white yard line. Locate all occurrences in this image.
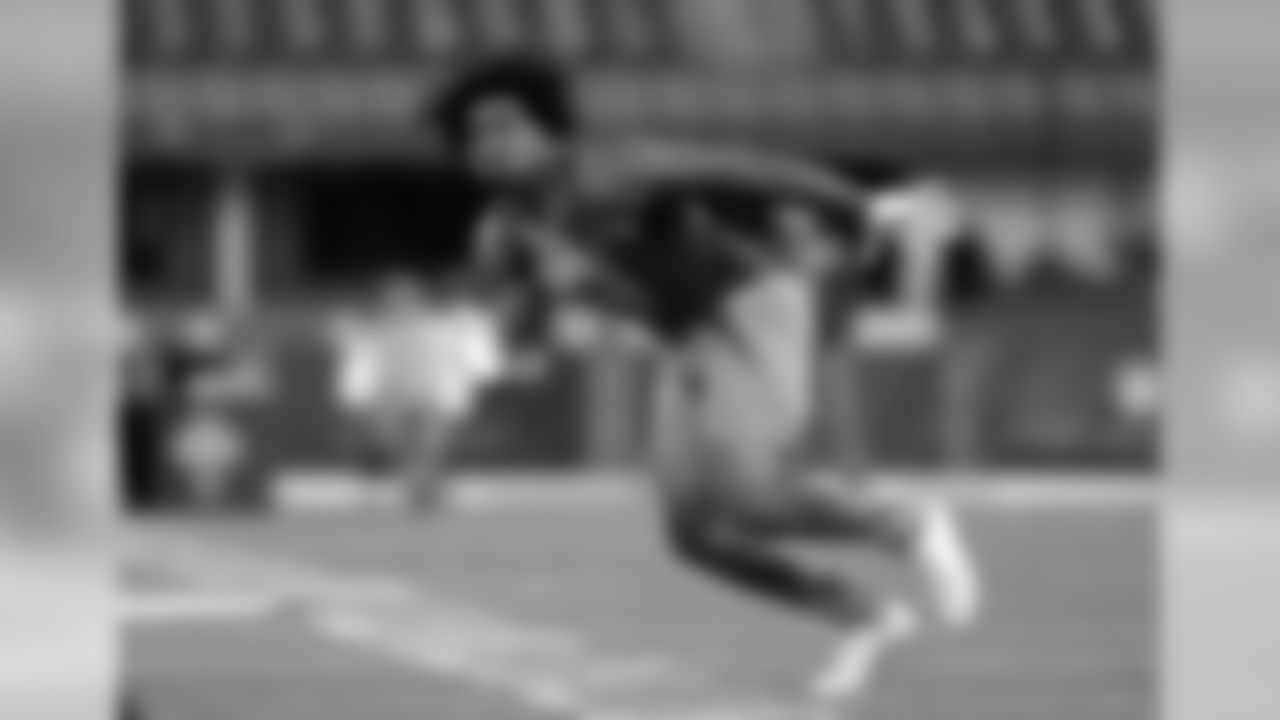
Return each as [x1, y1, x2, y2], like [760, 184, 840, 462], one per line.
[448, 471, 1159, 513]
[130, 533, 816, 720]
[276, 469, 1159, 516]
[129, 472, 1156, 712]
[123, 592, 279, 625]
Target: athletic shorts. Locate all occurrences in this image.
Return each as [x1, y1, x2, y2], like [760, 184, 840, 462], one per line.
[651, 268, 826, 526]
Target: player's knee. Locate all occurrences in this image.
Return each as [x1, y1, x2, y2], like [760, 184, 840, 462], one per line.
[667, 506, 750, 568]
[791, 476, 917, 548]
[667, 512, 717, 562]
[859, 496, 924, 554]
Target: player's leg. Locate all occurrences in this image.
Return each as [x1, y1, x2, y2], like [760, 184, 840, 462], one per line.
[359, 401, 406, 480]
[783, 474, 983, 631]
[657, 436, 880, 625]
[660, 468, 918, 706]
[644, 270, 914, 709]
[783, 348, 983, 630]
[649, 344, 861, 621]
[707, 269, 931, 704]
[710, 261, 981, 629]
[401, 394, 473, 507]
[376, 404, 424, 508]
[401, 406, 460, 512]
[358, 396, 448, 512]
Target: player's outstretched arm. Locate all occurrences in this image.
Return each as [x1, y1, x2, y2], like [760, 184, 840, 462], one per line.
[621, 139, 870, 222]
[465, 205, 633, 374]
[470, 203, 605, 299]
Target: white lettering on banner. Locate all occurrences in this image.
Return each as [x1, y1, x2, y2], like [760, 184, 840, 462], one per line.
[1114, 359, 1160, 421]
[136, 535, 815, 720]
[1217, 356, 1280, 444]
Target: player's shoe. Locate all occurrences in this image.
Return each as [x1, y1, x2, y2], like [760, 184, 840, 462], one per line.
[809, 599, 919, 711]
[913, 500, 983, 630]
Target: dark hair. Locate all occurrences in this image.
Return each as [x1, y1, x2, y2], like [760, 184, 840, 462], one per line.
[427, 53, 577, 149]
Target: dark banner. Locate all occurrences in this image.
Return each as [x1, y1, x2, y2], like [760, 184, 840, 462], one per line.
[952, 290, 1158, 470]
[617, 292, 1156, 473]
[144, 290, 1156, 509]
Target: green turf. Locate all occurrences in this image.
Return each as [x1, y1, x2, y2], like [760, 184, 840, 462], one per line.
[128, 496, 1154, 720]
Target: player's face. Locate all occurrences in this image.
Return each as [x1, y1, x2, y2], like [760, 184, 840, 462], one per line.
[463, 98, 560, 182]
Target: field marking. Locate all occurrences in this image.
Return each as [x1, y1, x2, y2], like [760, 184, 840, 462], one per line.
[131, 534, 818, 720]
[451, 472, 1159, 513]
[123, 591, 279, 625]
[275, 469, 1159, 516]
[123, 550, 283, 625]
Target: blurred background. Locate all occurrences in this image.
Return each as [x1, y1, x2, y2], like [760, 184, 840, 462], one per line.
[119, 0, 1158, 513]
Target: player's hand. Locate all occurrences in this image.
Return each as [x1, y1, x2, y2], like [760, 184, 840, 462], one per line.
[525, 228, 598, 293]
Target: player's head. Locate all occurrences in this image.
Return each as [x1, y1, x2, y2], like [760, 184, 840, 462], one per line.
[428, 53, 577, 183]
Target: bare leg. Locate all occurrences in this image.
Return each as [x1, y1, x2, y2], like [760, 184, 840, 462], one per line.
[803, 348, 983, 631]
[403, 409, 459, 512]
[664, 479, 923, 711]
[664, 269, 934, 708]
[666, 505, 881, 626]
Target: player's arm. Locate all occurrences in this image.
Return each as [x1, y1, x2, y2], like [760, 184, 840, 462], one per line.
[469, 204, 530, 292]
[466, 205, 553, 360]
[470, 203, 608, 302]
[522, 237, 649, 357]
[467, 206, 632, 366]
[624, 139, 870, 226]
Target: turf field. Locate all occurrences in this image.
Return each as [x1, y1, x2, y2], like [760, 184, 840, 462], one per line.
[125, 475, 1154, 720]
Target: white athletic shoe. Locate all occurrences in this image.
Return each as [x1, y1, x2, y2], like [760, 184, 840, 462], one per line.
[809, 600, 920, 710]
[915, 501, 983, 630]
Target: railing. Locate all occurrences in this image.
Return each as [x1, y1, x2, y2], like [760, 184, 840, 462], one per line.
[126, 66, 1153, 168]
[809, 0, 1153, 66]
[124, 0, 1152, 69]
[122, 2, 1156, 176]
[124, 0, 685, 67]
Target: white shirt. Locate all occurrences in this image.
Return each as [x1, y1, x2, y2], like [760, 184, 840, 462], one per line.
[335, 305, 505, 417]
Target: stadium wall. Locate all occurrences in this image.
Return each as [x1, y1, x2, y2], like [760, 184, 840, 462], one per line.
[121, 0, 1158, 504]
[155, 285, 1154, 500]
[123, 157, 1157, 513]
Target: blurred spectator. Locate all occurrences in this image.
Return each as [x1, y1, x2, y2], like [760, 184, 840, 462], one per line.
[860, 176, 989, 311]
[122, 318, 165, 511]
[125, 312, 268, 511]
[1016, 251, 1100, 298]
[333, 273, 506, 509]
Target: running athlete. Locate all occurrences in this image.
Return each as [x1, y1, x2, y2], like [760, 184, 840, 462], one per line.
[427, 54, 983, 709]
[337, 274, 506, 511]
